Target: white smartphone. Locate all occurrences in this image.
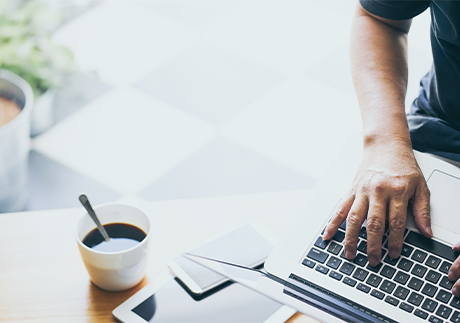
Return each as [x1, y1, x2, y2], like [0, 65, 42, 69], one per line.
[167, 221, 279, 294]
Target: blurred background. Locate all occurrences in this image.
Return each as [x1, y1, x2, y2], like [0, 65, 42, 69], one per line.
[0, 0, 433, 213]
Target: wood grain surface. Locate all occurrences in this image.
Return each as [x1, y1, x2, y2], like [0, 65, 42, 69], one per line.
[0, 191, 319, 323]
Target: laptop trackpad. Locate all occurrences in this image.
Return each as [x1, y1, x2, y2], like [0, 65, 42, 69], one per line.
[427, 170, 460, 244]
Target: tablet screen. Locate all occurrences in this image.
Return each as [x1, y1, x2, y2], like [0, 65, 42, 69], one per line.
[131, 278, 283, 322]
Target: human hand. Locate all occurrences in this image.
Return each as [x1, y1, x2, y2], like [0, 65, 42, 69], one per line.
[323, 140, 432, 267]
[448, 245, 460, 296]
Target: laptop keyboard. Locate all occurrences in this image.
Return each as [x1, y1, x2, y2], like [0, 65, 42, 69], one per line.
[303, 221, 460, 322]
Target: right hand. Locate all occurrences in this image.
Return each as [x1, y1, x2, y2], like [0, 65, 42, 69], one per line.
[323, 139, 432, 267]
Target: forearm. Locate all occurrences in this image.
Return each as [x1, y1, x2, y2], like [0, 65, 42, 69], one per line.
[351, 4, 411, 149]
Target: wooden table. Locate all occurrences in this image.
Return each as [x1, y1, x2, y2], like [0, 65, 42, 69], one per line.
[0, 190, 320, 323]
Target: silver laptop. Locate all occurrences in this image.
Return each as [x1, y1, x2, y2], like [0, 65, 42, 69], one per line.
[187, 132, 460, 323]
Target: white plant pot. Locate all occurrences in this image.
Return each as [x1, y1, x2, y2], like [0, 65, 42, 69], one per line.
[30, 88, 55, 137]
[0, 70, 34, 213]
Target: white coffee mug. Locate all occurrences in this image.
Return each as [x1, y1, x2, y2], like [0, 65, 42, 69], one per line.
[76, 204, 151, 291]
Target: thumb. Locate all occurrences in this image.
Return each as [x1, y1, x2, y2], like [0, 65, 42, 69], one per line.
[411, 182, 432, 238]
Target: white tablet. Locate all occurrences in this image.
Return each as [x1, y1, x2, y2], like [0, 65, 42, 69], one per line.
[168, 221, 279, 294]
[112, 271, 295, 323]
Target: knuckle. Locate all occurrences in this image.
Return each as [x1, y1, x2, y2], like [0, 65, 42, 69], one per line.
[392, 182, 406, 195]
[366, 218, 385, 233]
[372, 181, 385, 194]
[347, 213, 362, 227]
[390, 217, 405, 232]
[335, 207, 348, 220]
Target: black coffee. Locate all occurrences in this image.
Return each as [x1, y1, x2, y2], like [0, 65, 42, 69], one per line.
[82, 223, 147, 252]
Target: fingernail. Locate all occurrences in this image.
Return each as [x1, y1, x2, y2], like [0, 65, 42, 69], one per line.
[453, 287, 458, 296]
[426, 226, 433, 237]
[449, 271, 455, 281]
[345, 249, 353, 259]
[454, 242, 460, 249]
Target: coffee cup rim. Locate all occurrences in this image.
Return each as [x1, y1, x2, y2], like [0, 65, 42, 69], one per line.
[75, 203, 151, 255]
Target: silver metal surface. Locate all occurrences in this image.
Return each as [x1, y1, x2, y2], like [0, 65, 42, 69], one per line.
[79, 194, 110, 241]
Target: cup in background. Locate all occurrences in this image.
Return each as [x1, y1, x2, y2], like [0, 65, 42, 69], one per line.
[76, 204, 151, 292]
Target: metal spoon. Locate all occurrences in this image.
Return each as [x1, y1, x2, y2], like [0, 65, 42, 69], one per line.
[79, 194, 110, 241]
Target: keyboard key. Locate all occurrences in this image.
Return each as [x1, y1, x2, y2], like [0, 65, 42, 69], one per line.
[451, 297, 460, 310]
[422, 299, 439, 313]
[353, 268, 369, 281]
[366, 274, 382, 287]
[371, 289, 385, 300]
[439, 261, 451, 275]
[414, 309, 429, 319]
[332, 230, 345, 242]
[381, 265, 396, 279]
[353, 253, 368, 267]
[406, 231, 460, 262]
[450, 311, 460, 322]
[399, 302, 414, 313]
[366, 262, 383, 273]
[385, 295, 399, 306]
[316, 264, 329, 274]
[412, 264, 428, 278]
[314, 237, 329, 249]
[339, 262, 355, 276]
[436, 289, 452, 304]
[384, 254, 399, 266]
[394, 271, 410, 285]
[326, 256, 342, 269]
[428, 316, 443, 323]
[412, 249, 428, 263]
[436, 305, 452, 319]
[426, 255, 442, 269]
[422, 283, 438, 297]
[307, 248, 328, 263]
[357, 240, 367, 253]
[359, 227, 367, 239]
[408, 292, 424, 306]
[401, 244, 414, 257]
[394, 286, 410, 300]
[380, 280, 396, 294]
[357, 283, 371, 293]
[302, 259, 315, 268]
[427, 270, 442, 284]
[327, 242, 342, 255]
[439, 276, 454, 290]
[343, 277, 357, 287]
[408, 277, 424, 291]
[398, 258, 414, 271]
[329, 271, 343, 281]
[339, 220, 346, 231]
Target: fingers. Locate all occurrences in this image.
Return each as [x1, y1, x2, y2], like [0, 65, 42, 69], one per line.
[450, 258, 460, 296]
[387, 196, 408, 259]
[411, 182, 432, 238]
[344, 196, 369, 260]
[323, 195, 354, 240]
[366, 199, 386, 267]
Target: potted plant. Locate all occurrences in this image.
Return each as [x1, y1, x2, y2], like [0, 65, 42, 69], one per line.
[0, 0, 74, 136]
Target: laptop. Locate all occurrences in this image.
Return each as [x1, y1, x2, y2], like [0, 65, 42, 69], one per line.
[187, 132, 460, 323]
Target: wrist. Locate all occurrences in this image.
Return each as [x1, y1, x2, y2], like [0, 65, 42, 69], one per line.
[363, 129, 412, 150]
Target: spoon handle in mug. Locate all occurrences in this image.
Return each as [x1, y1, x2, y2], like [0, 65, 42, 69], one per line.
[79, 194, 110, 241]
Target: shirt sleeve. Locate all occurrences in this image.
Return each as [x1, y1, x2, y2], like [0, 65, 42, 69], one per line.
[360, 0, 431, 20]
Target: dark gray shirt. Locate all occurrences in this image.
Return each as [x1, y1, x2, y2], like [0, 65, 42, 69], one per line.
[360, 0, 460, 161]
